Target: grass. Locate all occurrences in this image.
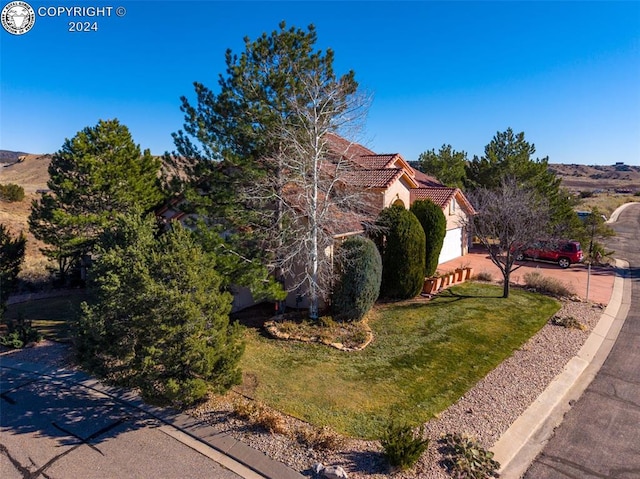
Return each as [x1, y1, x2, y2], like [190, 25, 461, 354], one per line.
[578, 194, 640, 218]
[3, 293, 86, 342]
[239, 282, 560, 439]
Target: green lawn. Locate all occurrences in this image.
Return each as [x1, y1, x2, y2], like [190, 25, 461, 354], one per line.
[3, 294, 87, 342]
[239, 282, 560, 439]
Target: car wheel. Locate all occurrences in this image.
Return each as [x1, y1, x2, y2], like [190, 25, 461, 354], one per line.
[558, 257, 570, 269]
[515, 252, 524, 261]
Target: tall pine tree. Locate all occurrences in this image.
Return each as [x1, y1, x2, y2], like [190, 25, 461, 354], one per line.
[466, 128, 579, 237]
[29, 119, 164, 282]
[172, 22, 366, 318]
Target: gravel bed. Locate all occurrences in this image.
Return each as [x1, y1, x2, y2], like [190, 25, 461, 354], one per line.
[1, 297, 605, 478]
[0, 339, 74, 368]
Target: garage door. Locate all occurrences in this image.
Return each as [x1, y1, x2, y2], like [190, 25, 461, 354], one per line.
[438, 227, 462, 264]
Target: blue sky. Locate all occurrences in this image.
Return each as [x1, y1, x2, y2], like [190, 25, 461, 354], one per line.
[1, 1, 639, 165]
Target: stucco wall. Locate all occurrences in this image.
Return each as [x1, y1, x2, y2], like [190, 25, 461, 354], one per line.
[383, 177, 413, 209]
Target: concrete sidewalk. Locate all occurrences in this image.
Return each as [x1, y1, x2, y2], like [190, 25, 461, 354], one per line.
[0, 357, 305, 479]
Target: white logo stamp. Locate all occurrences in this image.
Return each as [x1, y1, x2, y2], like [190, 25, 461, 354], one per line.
[1, 1, 35, 35]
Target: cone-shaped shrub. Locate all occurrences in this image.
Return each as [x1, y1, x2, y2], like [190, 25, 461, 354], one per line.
[332, 236, 382, 321]
[410, 199, 447, 277]
[375, 205, 426, 299]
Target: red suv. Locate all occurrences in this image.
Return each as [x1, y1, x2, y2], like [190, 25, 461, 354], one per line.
[514, 240, 583, 269]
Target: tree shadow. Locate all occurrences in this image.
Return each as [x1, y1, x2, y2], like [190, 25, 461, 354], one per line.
[230, 302, 274, 329]
[389, 289, 503, 312]
[0, 363, 153, 451]
[343, 449, 388, 475]
[0, 340, 212, 458]
[621, 265, 640, 282]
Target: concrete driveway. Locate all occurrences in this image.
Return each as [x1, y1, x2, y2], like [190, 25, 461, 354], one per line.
[439, 246, 615, 305]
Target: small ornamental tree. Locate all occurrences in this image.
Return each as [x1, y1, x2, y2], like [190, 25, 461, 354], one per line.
[76, 214, 244, 406]
[410, 199, 447, 277]
[332, 236, 382, 322]
[375, 205, 426, 299]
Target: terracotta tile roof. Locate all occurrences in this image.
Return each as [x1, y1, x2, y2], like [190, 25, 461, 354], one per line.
[325, 207, 373, 236]
[343, 168, 405, 189]
[351, 154, 399, 169]
[325, 132, 376, 159]
[411, 168, 444, 187]
[410, 187, 457, 207]
[410, 187, 477, 215]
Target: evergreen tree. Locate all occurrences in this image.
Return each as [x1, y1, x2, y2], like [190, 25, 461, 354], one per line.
[375, 205, 426, 299]
[332, 236, 382, 322]
[418, 145, 467, 189]
[0, 225, 26, 316]
[410, 199, 447, 277]
[172, 22, 367, 319]
[29, 119, 164, 283]
[76, 214, 243, 406]
[465, 128, 579, 236]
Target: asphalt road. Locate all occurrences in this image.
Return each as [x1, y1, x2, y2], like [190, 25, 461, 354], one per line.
[0, 366, 244, 479]
[523, 203, 640, 479]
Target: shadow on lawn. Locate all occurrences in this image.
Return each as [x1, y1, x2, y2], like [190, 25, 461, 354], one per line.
[435, 288, 503, 302]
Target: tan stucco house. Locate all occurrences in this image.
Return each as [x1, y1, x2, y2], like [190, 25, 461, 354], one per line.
[326, 134, 475, 265]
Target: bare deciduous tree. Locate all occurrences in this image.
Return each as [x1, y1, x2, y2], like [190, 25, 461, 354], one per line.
[463, 178, 549, 298]
[253, 67, 372, 319]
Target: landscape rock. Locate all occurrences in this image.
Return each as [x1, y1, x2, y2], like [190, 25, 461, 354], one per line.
[322, 465, 349, 479]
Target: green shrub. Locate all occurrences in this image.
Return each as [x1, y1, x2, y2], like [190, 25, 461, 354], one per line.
[75, 216, 243, 408]
[441, 433, 500, 479]
[332, 236, 382, 321]
[0, 313, 43, 349]
[0, 183, 25, 202]
[0, 225, 26, 314]
[380, 420, 430, 471]
[523, 271, 575, 297]
[410, 199, 447, 277]
[375, 205, 426, 299]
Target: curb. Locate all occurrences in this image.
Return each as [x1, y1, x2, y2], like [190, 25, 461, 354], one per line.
[491, 258, 630, 478]
[606, 201, 639, 224]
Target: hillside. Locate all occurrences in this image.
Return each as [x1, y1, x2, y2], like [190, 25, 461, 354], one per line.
[0, 152, 52, 281]
[0, 150, 29, 163]
[1, 153, 52, 193]
[549, 163, 640, 193]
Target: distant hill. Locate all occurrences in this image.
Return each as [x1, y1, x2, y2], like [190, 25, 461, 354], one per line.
[0, 153, 52, 193]
[0, 150, 30, 163]
[3, 152, 638, 195]
[549, 163, 640, 194]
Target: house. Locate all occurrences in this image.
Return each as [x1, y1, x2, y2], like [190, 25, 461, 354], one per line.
[326, 134, 475, 265]
[158, 134, 476, 311]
